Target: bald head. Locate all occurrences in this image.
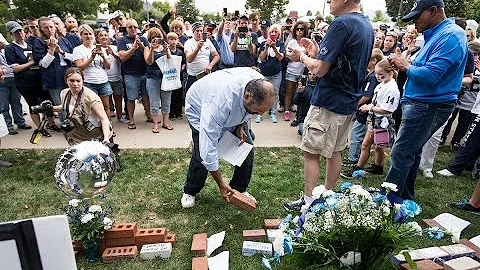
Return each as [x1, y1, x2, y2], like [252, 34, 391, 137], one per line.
[245, 79, 275, 104]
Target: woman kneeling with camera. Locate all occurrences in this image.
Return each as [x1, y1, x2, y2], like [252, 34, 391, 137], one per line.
[53, 67, 112, 145]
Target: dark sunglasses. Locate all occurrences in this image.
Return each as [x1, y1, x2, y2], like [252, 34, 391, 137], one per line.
[296, 28, 304, 31]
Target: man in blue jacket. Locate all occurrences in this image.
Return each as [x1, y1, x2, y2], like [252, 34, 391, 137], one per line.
[386, 0, 468, 199]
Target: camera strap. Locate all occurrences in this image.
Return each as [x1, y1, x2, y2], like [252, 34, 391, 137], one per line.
[63, 88, 84, 119]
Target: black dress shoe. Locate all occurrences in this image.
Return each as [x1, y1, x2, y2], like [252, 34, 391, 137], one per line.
[18, 124, 32, 130]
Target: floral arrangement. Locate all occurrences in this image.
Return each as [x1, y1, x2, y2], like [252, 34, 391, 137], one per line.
[263, 182, 423, 269]
[63, 198, 114, 241]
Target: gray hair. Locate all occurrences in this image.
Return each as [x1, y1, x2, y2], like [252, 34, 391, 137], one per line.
[245, 78, 275, 104]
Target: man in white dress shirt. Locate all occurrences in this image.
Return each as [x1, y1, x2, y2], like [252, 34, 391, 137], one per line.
[181, 67, 275, 208]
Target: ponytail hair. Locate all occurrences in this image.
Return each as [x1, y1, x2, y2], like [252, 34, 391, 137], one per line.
[376, 58, 398, 80]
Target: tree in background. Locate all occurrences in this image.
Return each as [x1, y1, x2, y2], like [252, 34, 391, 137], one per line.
[132, 1, 171, 23]
[385, 0, 473, 22]
[245, 0, 289, 21]
[174, 0, 200, 23]
[11, 0, 102, 18]
[306, 10, 312, 16]
[106, 0, 142, 14]
[372, 10, 388, 22]
[466, 0, 480, 26]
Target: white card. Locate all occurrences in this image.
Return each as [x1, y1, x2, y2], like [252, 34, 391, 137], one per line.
[433, 213, 470, 232]
[207, 231, 225, 257]
[208, 251, 229, 270]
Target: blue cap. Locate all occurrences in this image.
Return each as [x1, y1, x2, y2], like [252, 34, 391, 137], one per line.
[402, 0, 445, 22]
[260, 20, 271, 28]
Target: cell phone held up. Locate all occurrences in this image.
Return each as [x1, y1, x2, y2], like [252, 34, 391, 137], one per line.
[223, 8, 227, 17]
[202, 32, 208, 41]
[300, 75, 307, 86]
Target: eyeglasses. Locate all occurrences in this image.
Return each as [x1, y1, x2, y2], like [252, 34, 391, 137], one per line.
[474, 52, 479, 56]
[70, 30, 78, 34]
[29, 25, 38, 29]
[296, 28, 304, 31]
[467, 34, 472, 38]
[128, 25, 138, 29]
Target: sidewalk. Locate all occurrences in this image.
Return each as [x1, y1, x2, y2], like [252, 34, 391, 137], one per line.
[1, 104, 302, 149]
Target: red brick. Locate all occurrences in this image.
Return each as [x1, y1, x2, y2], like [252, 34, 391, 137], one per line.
[165, 233, 176, 246]
[192, 256, 208, 270]
[98, 237, 106, 255]
[243, 229, 266, 241]
[459, 239, 480, 260]
[102, 246, 138, 263]
[72, 240, 82, 252]
[134, 228, 166, 249]
[105, 237, 135, 248]
[191, 233, 207, 256]
[264, 219, 283, 229]
[230, 191, 256, 211]
[400, 260, 444, 270]
[422, 219, 446, 230]
[104, 223, 138, 239]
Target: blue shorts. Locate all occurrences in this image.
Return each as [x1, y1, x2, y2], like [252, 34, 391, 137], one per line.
[84, 82, 113, 96]
[124, 75, 147, 101]
[285, 72, 302, 82]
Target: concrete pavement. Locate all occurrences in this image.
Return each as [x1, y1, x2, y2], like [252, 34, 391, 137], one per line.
[0, 104, 302, 149]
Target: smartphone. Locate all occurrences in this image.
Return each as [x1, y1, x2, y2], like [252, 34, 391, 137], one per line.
[300, 75, 307, 86]
[196, 70, 207, 80]
[238, 26, 248, 33]
[270, 34, 276, 42]
[119, 26, 127, 35]
[223, 8, 227, 17]
[96, 44, 102, 50]
[156, 38, 166, 45]
[202, 32, 208, 41]
[234, 10, 239, 17]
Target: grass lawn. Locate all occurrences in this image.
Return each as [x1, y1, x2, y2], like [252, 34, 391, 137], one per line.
[0, 147, 479, 270]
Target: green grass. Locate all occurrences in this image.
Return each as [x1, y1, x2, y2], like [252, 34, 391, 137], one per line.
[0, 147, 478, 270]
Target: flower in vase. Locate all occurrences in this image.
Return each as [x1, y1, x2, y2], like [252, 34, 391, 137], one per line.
[407, 221, 423, 235]
[69, 199, 81, 207]
[81, 213, 95, 224]
[88, 205, 102, 213]
[103, 217, 113, 230]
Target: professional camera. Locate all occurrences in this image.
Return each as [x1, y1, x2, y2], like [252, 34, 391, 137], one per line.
[60, 118, 75, 133]
[31, 100, 53, 116]
[312, 31, 323, 43]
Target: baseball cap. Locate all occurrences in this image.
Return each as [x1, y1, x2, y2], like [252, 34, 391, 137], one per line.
[109, 10, 125, 21]
[260, 20, 271, 28]
[6, 21, 22, 34]
[191, 22, 203, 31]
[286, 18, 293, 24]
[239, 14, 249, 20]
[402, 0, 445, 22]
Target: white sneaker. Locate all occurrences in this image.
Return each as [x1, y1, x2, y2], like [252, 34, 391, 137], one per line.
[181, 193, 195, 208]
[437, 169, 455, 177]
[422, 170, 434, 178]
[242, 191, 257, 203]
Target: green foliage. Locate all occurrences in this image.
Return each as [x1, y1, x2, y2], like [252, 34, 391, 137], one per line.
[63, 200, 113, 241]
[373, 10, 388, 22]
[174, 0, 200, 23]
[105, 0, 142, 14]
[11, 0, 102, 19]
[245, 0, 290, 21]
[325, 15, 334, 24]
[385, 0, 474, 21]
[306, 10, 312, 16]
[466, 0, 480, 25]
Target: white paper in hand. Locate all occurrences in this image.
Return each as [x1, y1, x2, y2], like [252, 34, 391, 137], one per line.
[208, 251, 229, 270]
[218, 132, 253, 167]
[207, 231, 225, 257]
[433, 213, 470, 232]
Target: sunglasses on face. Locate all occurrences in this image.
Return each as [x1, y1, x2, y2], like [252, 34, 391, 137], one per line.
[296, 28, 304, 31]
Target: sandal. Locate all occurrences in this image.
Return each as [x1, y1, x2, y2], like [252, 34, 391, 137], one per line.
[152, 126, 159, 133]
[127, 123, 136, 130]
[162, 124, 174, 130]
[448, 199, 480, 214]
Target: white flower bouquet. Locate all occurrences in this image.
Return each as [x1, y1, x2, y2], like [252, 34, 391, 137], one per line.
[63, 199, 114, 241]
[264, 182, 422, 269]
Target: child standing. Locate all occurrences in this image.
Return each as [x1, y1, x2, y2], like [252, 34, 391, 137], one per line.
[341, 58, 400, 178]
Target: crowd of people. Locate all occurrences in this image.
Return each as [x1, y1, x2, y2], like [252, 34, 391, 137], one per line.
[0, 0, 479, 213]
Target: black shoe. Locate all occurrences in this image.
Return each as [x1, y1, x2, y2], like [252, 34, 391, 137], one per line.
[342, 157, 357, 166]
[340, 166, 362, 179]
[47, 124, 61, 132]
[451, 142, 460, 151]
[18, 124, 32, 130]
[290, 120, 298, 127]
[364, 164, 383, 175]
[448, 199, 480, 214]
[40, 129, 51, 137]
[8, 130, 18, 135]
[284, 194, 305, 211]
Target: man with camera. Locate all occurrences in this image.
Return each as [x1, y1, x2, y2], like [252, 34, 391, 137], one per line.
[184, 22, 220, 91]
[230, 15, 258, 68]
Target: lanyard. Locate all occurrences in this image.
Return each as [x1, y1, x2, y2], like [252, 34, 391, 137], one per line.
[63, 88, 84, 118]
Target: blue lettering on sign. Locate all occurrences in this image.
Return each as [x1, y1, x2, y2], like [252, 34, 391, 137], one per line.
[164, 68, 177, 75]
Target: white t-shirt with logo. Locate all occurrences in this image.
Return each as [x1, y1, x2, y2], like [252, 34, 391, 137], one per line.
[372, 79, 400, 115]
[72, 45, 108, 84]
[184, 38, 216, 76]
[286, 39, 305, 76]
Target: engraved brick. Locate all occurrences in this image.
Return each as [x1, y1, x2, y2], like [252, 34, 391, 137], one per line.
[191, 233, 207, 257]
[230, 191, 256, 211]
[443, 257, 480, 270]
[458, 239, 480, 260]
[140, 243, 172, 260]
[243, 229, 266, 241]
[400, 260, 444, 270]
[242, 241, 272, 256]
[134, 228, 166, 249]
[104, 223, 138, 239]
[192, 256, 208, 270]
[264, 218, 283, 229]
[101, 246, 138, 263]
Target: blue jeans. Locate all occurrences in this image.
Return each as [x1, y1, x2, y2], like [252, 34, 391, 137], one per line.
[124, 75, 147, 101]
[264, 72, 281, 114]
[0, 77, 25, 131]
[385, 100, 455, 199]
[347, 120, 368, 162]
[84, 82, 113, 96]
[47, 87, 65, 122]
[146, 78, 172, 115]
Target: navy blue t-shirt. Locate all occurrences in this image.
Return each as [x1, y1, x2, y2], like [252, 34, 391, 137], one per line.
[230, 32, 258, 67]
[5, 42, 42, 88]
[146, 50, 166, 79]
[258, 40, 286, 76]
[311, 12, 374, 115]
[117, 35, 149, 76]
[356, 71, 379, 124]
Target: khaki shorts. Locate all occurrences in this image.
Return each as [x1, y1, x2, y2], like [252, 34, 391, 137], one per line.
[300, 106, 354, 158]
